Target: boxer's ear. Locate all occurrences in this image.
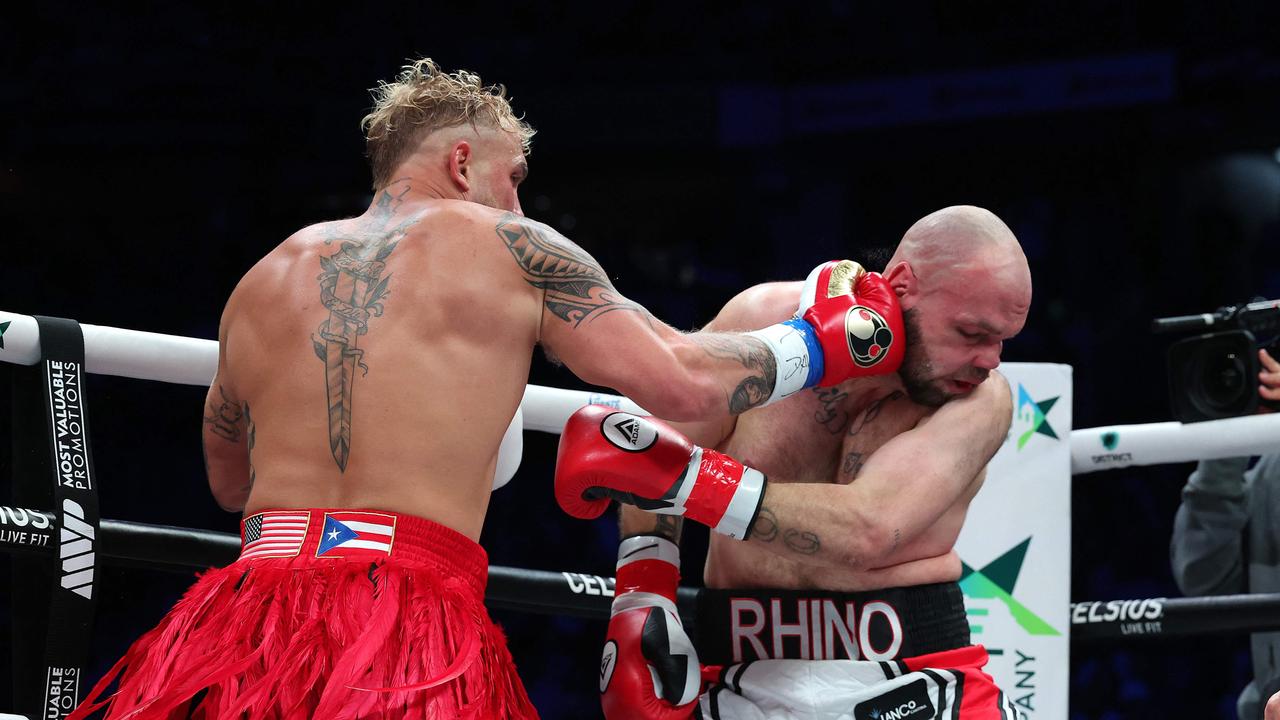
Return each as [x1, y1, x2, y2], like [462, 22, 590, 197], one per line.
[448, 141, 472, 193]
[884, 261, 916, 302]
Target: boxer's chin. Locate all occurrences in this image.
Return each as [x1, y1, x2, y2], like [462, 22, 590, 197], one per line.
[901, 372, 952, 408]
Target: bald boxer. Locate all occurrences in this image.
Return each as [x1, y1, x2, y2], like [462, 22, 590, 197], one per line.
[71, 59, 903, 720]
[558, 206, 1033, 719]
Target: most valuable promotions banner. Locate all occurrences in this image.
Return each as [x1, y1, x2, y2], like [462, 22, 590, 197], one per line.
[956, 362, 1072, 720]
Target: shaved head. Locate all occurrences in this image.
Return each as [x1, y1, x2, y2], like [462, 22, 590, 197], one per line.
[889, 205, 1028, 296]
[883, 206, 1032, 406]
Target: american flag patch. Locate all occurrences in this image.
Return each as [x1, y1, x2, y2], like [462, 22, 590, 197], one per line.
[240, 511, 310, 560]
[316, 511, 397, 559]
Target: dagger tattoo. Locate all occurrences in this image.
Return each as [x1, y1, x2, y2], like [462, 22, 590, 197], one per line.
[312, 188, 418, 471]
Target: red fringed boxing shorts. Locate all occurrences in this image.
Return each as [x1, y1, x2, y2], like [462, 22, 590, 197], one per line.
[70, 509, 539, 719]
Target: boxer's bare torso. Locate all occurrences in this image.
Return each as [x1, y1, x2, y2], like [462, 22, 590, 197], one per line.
[696, 283, 980, 592]
[203, 169, 793, 541]
[704, 379, 975, 591]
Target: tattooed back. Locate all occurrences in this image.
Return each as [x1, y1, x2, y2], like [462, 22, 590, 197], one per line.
[211, 195, 543, 540]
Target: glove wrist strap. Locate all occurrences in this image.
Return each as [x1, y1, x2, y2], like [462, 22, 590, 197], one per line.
[679, 451, 767, 541]
[616, 535, 681, 601]
[746, 318, 823, 405]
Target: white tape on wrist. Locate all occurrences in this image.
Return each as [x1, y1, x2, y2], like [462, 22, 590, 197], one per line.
[713, 467, 766, 540]
[746, 319, 821, 405]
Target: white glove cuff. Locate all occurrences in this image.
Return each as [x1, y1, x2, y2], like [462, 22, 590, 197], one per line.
[610, 591, 679, 618]
[713, 467, 766, 540]
[746, 319, 822, 405]
[617, 535, 681, 570]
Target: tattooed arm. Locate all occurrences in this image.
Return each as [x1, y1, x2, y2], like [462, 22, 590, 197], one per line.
[498, 214, 779, 420]
[744, 373, 1011, 569]
[202, 323, 253, 513]
[614, 287, 788, 544]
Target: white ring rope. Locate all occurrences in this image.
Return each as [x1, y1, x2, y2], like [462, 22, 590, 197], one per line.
[2, 310, 1277, 476]
[0, 312, 218, 386]
[1070, 415, 1279, 475]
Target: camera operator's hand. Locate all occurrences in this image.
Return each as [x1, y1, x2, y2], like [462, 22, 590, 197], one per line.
[1261, 349, 1280, 412]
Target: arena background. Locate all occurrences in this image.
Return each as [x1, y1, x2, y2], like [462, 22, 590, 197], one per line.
[3, 4, 1280, 718]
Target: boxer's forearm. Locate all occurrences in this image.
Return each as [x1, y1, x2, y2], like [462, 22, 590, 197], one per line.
[622, 327, 782, 418]
[745, 482, 884, 569]
[743, 378, 1009, 568]
[744, 469, 978, 570]
[512, 213, 779, 420]
[682, 332, 779, 415]
[544, 306, 782, 420]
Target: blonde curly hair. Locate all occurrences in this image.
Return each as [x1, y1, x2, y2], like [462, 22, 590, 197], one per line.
[361, 58, 535, 190]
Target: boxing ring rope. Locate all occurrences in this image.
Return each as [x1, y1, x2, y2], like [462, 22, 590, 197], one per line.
[3, 309, 1280, 714]
[0, 502, 1274, 643]
[0, 502, 1274, 642]
[2, 309, 1275, 464]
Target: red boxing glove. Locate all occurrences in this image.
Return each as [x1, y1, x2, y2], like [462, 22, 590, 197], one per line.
[745, 260, 905, 400]
[600, 536, 701, 720]
[799, 260, 905, 387]
[555, 405, 765, 539]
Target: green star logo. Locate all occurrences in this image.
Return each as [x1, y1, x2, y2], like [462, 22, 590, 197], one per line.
[1015, 384, 1059, 450]
[0, 321, 10, 350]
[1101, 431, 1119, 451]
[961, 538, 1060, 636]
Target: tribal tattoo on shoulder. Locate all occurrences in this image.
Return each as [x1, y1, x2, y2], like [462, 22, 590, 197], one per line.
[495, 213, 641, 327]
[312, 187, 420, 471]
[495, 213, 776, 414]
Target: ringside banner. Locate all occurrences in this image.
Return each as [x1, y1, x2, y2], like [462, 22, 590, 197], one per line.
[957, 363, 1072, 720]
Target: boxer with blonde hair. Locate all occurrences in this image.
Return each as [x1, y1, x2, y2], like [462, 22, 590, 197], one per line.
[71, 58, 905, 720]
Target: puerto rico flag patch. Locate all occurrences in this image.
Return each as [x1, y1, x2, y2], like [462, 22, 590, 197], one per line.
[316, 511, 397, 559]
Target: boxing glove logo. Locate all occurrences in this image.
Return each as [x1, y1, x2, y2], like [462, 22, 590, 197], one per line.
[845, 306, 894, 368]
[600, 412, 659, 452]
[599, 640, 619, 692]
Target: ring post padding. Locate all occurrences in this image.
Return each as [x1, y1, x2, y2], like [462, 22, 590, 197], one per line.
[24, 317, 102, 719]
